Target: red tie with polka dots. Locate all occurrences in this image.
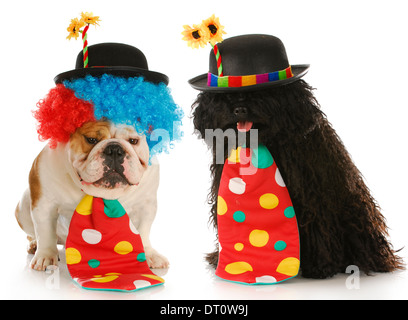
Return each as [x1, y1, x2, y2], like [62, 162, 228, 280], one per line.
[65, 195, 164, 292]
[216, 145, 300, 284]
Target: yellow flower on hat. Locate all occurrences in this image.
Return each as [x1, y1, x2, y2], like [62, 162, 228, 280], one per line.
[81, 12, 101, 26]
[67, 18, 85, 40]
[202, 15, 226, 45]
[181, 24, 210, 49]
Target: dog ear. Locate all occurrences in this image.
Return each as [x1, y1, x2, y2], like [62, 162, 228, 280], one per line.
[192, 104, 206, 138]
[192, 93, 214, 139]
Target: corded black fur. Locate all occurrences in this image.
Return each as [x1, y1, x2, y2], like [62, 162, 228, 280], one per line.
[192, 80, 404, 279]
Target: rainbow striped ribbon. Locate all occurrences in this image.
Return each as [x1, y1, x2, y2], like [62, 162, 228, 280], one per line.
[207, 66, 293, 88]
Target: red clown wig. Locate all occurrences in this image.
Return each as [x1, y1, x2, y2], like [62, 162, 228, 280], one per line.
[33, 84, 96, 148]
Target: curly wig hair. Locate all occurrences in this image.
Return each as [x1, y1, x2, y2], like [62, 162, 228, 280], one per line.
[192, 79, 403, 279]
[34, 74, 184, 157]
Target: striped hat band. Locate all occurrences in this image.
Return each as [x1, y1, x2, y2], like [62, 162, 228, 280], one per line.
[207, 66, 293, 88]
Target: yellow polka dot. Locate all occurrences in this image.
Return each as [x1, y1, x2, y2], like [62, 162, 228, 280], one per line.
[217, 196, 228, 215]
[227, 147, 241, 163]
[141, 274, 165, 283]
[276, 257, 300, 276]
[76, 195, 93, 215]
[91, 273, 121, 283]
[234, 243, 244, 251]
[114, 241, 133, 255]
[66, 247, 81, 265]
[225, 261, 253, 275]
[249, 230, 269, 247]
[259, 193, 279, 209]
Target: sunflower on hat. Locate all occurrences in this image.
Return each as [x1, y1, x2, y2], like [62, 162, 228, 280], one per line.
[67, 18, 85, 40]
[182, 15, 226, 48]
[81, 12, 101, 26]
[67, 12, 100, 40]
[202, 15, 226, 46]
[181, 24, 210, 49]
[182, 15, 226, 77]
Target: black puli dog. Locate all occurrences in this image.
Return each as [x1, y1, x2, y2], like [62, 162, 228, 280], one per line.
[189, 34, 403, 279]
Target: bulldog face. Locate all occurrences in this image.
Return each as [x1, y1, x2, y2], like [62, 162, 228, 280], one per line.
[67, 120, 149, 199]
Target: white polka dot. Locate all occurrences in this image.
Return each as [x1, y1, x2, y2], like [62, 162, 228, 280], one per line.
[81, 229, 102, 244]
[129, 220, 139, 234]
[133, 280, 152, 289]
[256, 275, 277, 283]
[228, 177, 246, 194]
[275, 168, 286, 187]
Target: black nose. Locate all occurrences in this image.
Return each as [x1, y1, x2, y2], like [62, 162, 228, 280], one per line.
[103, 143, 125, 159]
[233, 107, 248, 117]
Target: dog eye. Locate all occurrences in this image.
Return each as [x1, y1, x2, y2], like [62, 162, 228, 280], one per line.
[128, 138, 139, 145]
[85, 136, 99, 145]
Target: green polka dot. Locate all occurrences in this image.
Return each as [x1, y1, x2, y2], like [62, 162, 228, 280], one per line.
[233, 211, 246, 223]
[284, 206, 295, 218]
[88, 259, 100, 268]
[251, 144, 274, 169]
[103, 199, 126, 218]
[137, 252, 146, 262]
[274, 240, 287, 251]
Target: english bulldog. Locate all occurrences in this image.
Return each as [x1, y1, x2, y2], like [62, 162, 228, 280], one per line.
[15, 120, 169, 271]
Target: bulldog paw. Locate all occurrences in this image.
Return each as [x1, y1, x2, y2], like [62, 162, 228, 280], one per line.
[30, 250, 58, 271]
[27, 238, 37, 254]
[145, 248, 169, 269]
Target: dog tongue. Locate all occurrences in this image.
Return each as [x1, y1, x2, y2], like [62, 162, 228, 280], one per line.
[237, 121, 253, 132]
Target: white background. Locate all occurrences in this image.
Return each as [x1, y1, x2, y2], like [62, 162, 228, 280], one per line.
[1, 0, 407, 300]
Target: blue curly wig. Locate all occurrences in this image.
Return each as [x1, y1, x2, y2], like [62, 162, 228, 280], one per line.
[63, 74, 184, 158]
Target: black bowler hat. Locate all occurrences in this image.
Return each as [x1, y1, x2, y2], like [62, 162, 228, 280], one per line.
[54, 43, 169, 85]
[188, 34, 309, 92]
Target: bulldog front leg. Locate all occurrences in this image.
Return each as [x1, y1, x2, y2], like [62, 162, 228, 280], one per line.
[131, 199, 169, 269]
[138, 217, 169, 269]
[30, 198, 59, 271]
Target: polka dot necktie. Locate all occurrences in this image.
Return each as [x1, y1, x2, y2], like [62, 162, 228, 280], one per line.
[216, 145, 300, 284]
[65, 195, 164, 292]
